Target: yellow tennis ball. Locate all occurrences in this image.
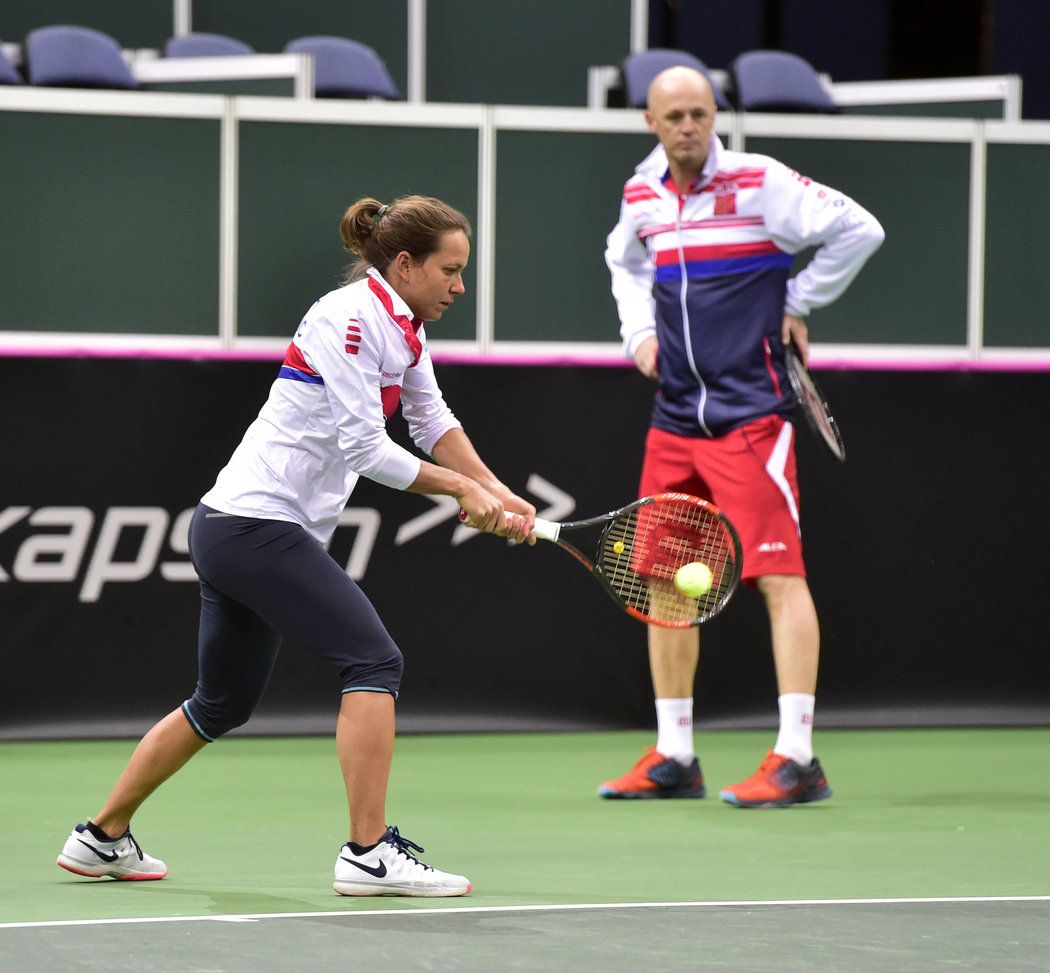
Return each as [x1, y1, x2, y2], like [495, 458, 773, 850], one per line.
[675, 561, 713, 597]
[612, 540, 625, 554]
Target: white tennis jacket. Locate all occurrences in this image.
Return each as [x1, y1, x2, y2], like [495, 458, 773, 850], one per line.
[202, 269, 461, 543]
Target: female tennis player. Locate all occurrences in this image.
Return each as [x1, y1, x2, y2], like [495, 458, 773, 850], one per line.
[56, 195, 535, 897]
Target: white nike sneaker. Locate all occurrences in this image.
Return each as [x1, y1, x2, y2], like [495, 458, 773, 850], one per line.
[57, 823, 168, 880]
[333, 825, 470, 897]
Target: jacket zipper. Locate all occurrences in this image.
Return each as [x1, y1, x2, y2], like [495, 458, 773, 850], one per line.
[676, 190, 711, 436]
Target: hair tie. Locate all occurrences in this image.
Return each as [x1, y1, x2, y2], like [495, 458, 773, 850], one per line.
[371, 204, 389, 229]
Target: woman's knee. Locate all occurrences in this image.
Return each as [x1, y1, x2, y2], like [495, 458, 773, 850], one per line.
[182, 695, 258, 741]
[341, 642, 404, 696]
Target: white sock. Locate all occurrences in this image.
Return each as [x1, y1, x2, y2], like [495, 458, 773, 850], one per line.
[773, 693, 815, 765]
[655, 698, 694, 763]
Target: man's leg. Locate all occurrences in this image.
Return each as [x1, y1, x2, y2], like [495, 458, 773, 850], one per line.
[761, 573, 819, 698]
[762, 573, 820, 764]
[719, 573, 831, 807]
[649, 624, 700, 698]
[649, 624, 700, 762]
[597, 624, 706, 799]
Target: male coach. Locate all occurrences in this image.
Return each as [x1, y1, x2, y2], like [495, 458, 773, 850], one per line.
[600, 66, 884, 806]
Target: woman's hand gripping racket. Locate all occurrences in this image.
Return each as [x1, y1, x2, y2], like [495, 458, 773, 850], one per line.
[786, 343, 846, 462]
[461, 493, 742, 627]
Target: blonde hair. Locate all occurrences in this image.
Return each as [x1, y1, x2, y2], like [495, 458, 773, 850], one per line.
[340, 195, 471, 282]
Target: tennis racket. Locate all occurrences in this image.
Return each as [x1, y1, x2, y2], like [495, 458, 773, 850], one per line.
[461, 493, 742, 627]
[786, 343, 846, 463]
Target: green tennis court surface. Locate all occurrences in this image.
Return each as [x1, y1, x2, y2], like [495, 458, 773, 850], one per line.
[3, 728, 1048, 970]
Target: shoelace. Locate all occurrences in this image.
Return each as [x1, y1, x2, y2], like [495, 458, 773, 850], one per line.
[759, 752, 786, 773]
[121, 831, 145, 862]
[382, 826, 433, 872]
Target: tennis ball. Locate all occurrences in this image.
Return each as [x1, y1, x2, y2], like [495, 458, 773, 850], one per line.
[612, 540, 625, 554]
[675, 561, 713, 597]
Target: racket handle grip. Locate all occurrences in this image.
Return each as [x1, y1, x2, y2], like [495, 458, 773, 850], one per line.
[531, 517, 560, 542]
[457, 508, 561, 542]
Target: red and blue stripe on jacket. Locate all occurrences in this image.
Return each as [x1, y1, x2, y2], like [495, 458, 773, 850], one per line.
[626, 165, 795, 437]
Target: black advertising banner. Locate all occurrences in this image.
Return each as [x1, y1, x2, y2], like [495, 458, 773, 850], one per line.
[2, 357, 1048, 739]
[1, 357, 659, 738]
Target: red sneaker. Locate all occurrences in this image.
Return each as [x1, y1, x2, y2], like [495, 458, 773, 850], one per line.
[598, 747, 705, 799]
[719, 750, 832, 807]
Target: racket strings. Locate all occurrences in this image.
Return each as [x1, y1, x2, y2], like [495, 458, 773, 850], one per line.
[599, 498, 738, 625]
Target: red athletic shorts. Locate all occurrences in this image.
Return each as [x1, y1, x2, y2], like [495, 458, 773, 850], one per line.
[637, 416, 805, 583]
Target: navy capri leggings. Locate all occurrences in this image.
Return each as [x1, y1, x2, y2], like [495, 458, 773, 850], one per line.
[183, 504, 403, 741]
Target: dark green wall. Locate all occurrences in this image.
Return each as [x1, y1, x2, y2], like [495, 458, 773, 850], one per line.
[985, 143, 1050, 347]
[0, 111, 219, 334]
[2, 104, 1047, 350]
[1, 1, 170, 48]
[426, 0, 631, 106]
[142, 79, 297, 97]
[494, 129, 654, 342]
[237, 121, 478, 340]
[744, 137, 971, 345]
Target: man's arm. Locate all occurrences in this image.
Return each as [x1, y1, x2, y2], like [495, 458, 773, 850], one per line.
[605, 202, 658, 360]
[633, 334, 659, 379]
[764, 162, 885, 320]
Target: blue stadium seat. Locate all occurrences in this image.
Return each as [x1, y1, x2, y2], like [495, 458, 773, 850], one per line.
[164, 33, 255, 58]
[729, 50, 837, 113]
[25, 25, 138, 90]
[0, 46, 23, 84]
[621, 49, 730, 111]
[284, 36, 399, 99]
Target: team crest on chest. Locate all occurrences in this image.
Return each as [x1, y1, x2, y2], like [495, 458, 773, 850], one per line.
[711, 181, 738, 216]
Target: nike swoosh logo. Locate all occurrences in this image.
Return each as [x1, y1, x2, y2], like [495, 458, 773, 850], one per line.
[77, 839, 119, 863]
[339, 856, 387, 878]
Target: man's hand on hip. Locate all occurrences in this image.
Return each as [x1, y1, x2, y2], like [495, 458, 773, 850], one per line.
[634, 335, 659, 379]
[782, 314, 809, 365]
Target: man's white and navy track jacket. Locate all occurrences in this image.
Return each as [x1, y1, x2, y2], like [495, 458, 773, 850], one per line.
[606, 134, 884, 437]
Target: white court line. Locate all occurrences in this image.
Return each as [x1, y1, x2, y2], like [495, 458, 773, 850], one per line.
[2, 895, 1048, 930]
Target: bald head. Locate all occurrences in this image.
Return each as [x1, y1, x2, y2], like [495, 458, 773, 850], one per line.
[645, 67, 717, 186]
[646, 66, 715, 114]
